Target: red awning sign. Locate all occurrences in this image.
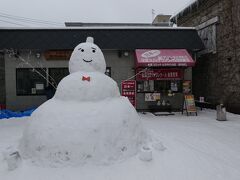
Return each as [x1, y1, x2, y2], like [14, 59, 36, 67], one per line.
[136, 68, 183, 81]
[135, 49, 195, 67]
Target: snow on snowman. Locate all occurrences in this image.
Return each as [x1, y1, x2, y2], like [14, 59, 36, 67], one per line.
[13, 37, 163, 167]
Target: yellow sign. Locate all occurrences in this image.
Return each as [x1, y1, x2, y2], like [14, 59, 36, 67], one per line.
[184, 94, 197, 115]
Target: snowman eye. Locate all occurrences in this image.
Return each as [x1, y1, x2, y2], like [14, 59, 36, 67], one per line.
[91, 47, 96, 53]
[78, 48, 84, 52]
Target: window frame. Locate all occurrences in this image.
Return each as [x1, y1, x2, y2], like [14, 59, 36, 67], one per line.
[16, 68, 47, 96]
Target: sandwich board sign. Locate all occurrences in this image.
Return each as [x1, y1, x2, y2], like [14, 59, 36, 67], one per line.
[182, 94, 197, 116]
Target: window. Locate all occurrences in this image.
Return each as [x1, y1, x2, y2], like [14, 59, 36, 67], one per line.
[154, 81, 171, 92]
[49, 68, 69, 85]
[105, 67, 111, 77]
[137, 80, 182, 93]
[16, 68, 46, 96]
[196, 17, 218, 55]
[154, 80, 182, 93]
[137, 80, 154, 92]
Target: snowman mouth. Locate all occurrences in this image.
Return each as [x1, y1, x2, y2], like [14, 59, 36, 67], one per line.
[83, 59, 93, 63]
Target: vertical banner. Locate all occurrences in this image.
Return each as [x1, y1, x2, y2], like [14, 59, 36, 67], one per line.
[121, 80, 136, 107]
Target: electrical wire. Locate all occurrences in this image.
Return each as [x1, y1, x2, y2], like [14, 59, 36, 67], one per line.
[0, 11, 63, 27]
[0, 11, 63, 25]
[122, 67, 148, 82]
[0, 19, 27, 27]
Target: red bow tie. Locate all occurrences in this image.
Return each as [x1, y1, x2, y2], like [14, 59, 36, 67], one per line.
[82, 76, 90, 81]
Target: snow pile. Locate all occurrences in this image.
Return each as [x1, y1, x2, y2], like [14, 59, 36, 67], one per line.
[19, 37, 144, 167]
[2, 110, 240, 180]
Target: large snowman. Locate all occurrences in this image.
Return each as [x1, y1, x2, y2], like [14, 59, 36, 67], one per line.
[19, 37, 145, 166]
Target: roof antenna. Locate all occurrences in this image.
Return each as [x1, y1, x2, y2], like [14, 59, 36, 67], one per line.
[152, 9, 155, 22]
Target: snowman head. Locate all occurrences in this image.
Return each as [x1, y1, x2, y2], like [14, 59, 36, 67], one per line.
[69, 37, 106, 74]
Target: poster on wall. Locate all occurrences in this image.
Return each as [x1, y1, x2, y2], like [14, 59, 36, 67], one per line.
[35, 83, 44, 90]
[171, 81, 178, 92]
[145, 93, 161, 101]
[31, 88, 36, 94]
[121, 80, 136, 107]
[143, 80, 154, 92]
[183, 80, 192, 94]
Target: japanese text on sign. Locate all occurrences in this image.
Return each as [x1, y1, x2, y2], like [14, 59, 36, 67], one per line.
[121, 80, 136, 107]
[136, 68, 183, 81]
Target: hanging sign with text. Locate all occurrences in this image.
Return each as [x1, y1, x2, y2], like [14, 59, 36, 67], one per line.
[44, 50, 72, 60]
[121, 80, 136, 107]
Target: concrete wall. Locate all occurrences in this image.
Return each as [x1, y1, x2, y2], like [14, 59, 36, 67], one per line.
[104, 50, 135, 88]
[4, 50, 134, 110]
[175, 0, 240, 113]
[0, 53, 5, 105]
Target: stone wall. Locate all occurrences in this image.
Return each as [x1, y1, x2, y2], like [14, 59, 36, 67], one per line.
[0, 52, 5, 105]
[229, 0, 240, 111]
[175, 0, 240, 113]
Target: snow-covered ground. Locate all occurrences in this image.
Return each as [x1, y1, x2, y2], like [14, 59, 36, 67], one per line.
[0, 109, 240, 180]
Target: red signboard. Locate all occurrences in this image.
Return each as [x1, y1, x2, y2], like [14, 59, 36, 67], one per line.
[136, 68, 183, 80]
[135, 49, 195, 67]
[121, 80, 136, 107]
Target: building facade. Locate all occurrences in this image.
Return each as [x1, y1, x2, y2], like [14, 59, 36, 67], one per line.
[0, 26, 203, 111]
[4, 49, 136, 110]
[171, 0, 240, 113]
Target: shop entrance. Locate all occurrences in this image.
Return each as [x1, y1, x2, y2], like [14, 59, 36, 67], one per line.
[134, 49, 195, 112]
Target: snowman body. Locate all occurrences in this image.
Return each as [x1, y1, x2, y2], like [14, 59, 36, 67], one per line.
[19, 37, 144, 166]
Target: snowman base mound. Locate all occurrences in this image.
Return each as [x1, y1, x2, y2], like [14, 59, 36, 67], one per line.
[19, 97, 145, 167]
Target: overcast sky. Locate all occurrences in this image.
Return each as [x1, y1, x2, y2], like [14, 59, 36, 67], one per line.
[0, 0, 194, 27]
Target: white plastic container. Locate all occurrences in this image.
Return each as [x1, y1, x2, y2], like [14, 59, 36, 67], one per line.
[6, 152, 21, 171]
[139, 146, 152, 162]
[216, 104, 227, 121]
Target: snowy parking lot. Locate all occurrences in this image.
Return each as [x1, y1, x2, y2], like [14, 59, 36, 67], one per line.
[0, 109, 240, 180]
